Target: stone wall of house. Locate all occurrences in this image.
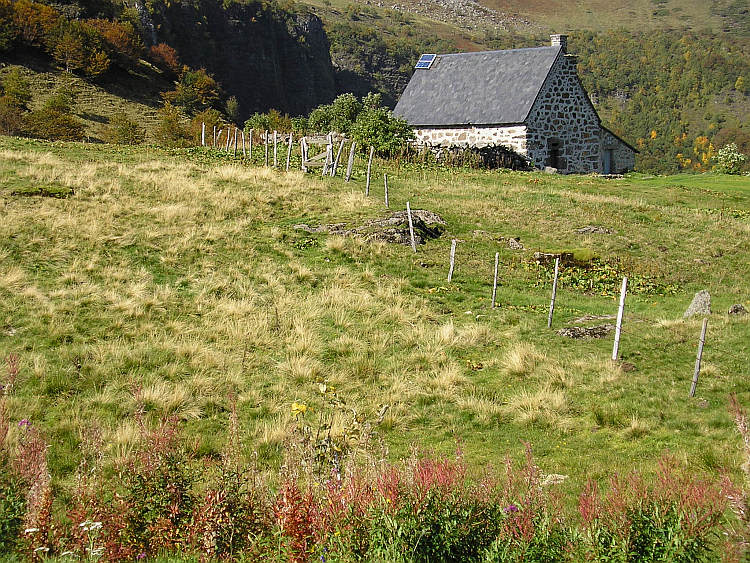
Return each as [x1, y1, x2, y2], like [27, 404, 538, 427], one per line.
[412, 126, 528, 155]
[601, 128, 636, 173]
[525, 54, 602, 173]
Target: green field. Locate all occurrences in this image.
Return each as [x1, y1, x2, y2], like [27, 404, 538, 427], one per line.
[1, 136, 749, 501]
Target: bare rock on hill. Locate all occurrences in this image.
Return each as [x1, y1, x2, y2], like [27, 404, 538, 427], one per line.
[684, 290, 711, 318]
[293, 210, 446, 246]
[728, 304, 748, 316]
[557, 325, 615, 339]
[507, 237, 524, 250]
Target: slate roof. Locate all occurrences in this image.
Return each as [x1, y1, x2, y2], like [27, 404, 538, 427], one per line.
[393, 46, 562, 127]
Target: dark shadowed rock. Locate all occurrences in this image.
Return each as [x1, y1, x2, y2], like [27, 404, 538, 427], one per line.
[729, 304, 748, 316]
[684, 290, 711, 318]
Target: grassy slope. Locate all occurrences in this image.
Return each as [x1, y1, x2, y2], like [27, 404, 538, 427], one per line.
[0, 53, 171, 142]
[479, 0, 717, 32]
[1, 137, 749, 502]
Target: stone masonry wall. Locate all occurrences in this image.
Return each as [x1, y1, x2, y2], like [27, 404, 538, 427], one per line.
[525, 54, 602, 173]
[601, 128, 636, 173]
[413, 126, 528, 155]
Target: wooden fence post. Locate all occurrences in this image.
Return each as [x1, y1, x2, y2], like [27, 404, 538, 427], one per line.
[547, 257, 560, 328]
[225, 128, 231, 151]
[689, 318, 709, 397]
[273, 130, 278, 167]
[213, 125, 217, 147]
[241, 130, 246, 157]
[366, 146, 374, 196]
[406, 201, 417, 253]
[331, 138, 345, 177]
[491, 252, 499, 308]
[301, 137, 308, 172]
[286, 133, 293, 172]
[248, 129, 253, 161]
[447, 239, 457, 282]
[233, 128, 237, 158]
[384, 173, 389, 208]
[264, 130, 269, 166]
[612, 276, 628, 361]
[345, 141, 356, 182]
[201, 122, 205, 146]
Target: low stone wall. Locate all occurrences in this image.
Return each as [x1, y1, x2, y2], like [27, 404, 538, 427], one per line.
[413, 125, 527, 155]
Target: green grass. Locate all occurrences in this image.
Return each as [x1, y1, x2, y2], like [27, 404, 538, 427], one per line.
[1, 136, 749, 504]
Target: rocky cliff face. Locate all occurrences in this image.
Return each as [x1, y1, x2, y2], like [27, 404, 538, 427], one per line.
[149, 0, 337, 119]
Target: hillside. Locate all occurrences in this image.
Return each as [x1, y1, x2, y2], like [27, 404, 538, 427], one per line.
[2, 136, 749, 485]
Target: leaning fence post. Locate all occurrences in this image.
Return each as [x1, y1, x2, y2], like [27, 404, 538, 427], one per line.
[345, 141, 356, 182]
[286, 133, 293, 172]
[447, 239, 457, 282]
[406, 201, 417, 253]
[366, 146, 374, 196]
[611, 276, 628, 361]
[689, 318, 709, 397]
[331, 138, 345, 177]
[491, 252, 499, 308]
[384, 173, 389, 208]
[547, 257, 560, 328]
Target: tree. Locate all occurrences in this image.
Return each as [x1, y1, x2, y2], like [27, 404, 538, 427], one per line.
[154, 102, 191, 147]
[225, 96, 240, 124]
[715, 143, 747, 174]
[0, 67, 31, 109]
[149, 43, 180, 75]
[53, 28, 86, 72]
[103, 114, 145, 145]
[351, 105, 413, 156]
[0, 0, 17, 53]
[87, 19, 143, 65]
[12, 0, 59, 48]
[162, 68, 220, 114]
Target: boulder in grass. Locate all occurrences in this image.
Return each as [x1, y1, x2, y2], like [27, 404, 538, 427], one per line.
[684, 290, 711, 318]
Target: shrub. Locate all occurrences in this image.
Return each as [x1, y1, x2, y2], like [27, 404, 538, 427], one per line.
[25, 107, 85, 140]
[579, 456, 726, 561]
[0, 67, 32, 109]
[149, 43, 180, 75]
[0, 99, 24, 135]
[162, 68, 220, 114]
[350, 104, 413, 156]
[103, 114, 145, 145]
[715, 143, 748, 174]
[154, 102, 191, 147]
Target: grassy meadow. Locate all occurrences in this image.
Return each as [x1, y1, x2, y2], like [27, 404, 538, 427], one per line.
[1, 136, 749, 503]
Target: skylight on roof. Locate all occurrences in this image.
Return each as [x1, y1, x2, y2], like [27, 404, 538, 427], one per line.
[415, 54, 436, 69]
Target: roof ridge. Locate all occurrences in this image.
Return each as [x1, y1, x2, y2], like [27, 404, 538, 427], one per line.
[434, 45, 561, 57]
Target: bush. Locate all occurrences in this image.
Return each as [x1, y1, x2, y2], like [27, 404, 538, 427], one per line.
[0, 0, 18, 53]
[149, 43, 180, 75]
[162, 68, 220, 114]
[0, 100, 25, 135]
[103, 114, 145, 145]
[11, 0, 59, 48]
[25, 107, 85, 140]
[715, 143, 748, 174]
[350, 105, 413, 156]
[0, 67, 32, 109]
[154, 102, 191, 147]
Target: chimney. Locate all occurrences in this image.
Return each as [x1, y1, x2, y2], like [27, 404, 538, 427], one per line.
[550, 34, 567, 52]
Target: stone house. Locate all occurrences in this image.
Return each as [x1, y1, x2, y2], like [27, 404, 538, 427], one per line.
[393, 35, 637, 174]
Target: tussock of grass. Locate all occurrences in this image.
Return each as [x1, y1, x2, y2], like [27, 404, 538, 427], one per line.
[500, 342, 544, 378]
[505, 386, 571, 430]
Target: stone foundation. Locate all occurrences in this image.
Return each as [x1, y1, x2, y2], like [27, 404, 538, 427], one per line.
[413, 126, 527, 155]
